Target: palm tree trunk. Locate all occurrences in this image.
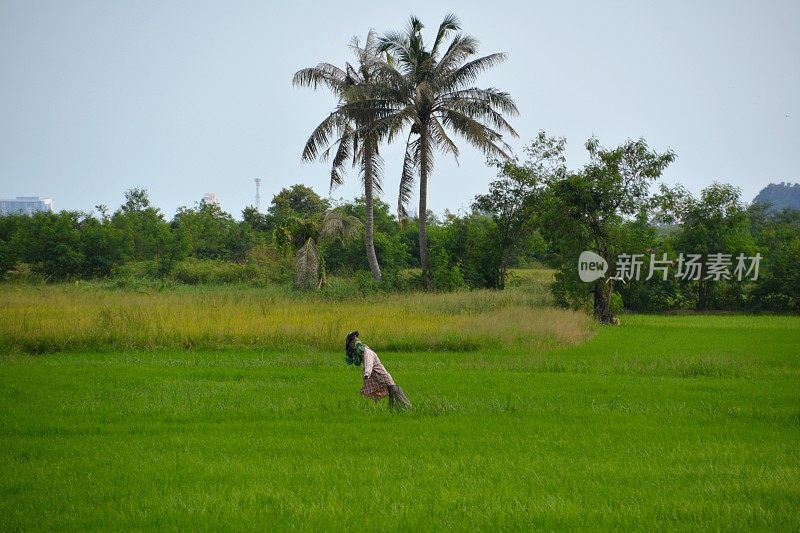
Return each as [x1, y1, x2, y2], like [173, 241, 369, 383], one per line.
[418, 133, 431, 289]
[363, 146, 382, 281]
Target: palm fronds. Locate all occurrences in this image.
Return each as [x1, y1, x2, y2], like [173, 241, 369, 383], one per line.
[320, 209, 362, 242]
[294, 238, 320, 290]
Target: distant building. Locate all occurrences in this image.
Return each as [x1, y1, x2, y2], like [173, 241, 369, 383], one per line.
[0, 196, 53, 215]
[202, 192, 219, 206]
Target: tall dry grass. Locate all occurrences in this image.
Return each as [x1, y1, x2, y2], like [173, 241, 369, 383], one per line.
[0, 280, 594, 353]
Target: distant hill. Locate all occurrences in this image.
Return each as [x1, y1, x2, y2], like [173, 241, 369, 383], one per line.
[753, 182, 800, 212]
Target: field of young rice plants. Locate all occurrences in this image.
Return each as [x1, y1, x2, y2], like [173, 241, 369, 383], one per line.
[0, 281, 798, 530]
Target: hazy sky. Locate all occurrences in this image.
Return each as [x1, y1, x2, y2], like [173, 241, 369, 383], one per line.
[1, 0, 798, 219]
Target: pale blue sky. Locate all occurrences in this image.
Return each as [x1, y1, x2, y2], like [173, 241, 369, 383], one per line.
[1, 0, 798, 218]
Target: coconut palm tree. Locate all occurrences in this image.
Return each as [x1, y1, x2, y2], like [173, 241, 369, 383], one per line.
[372, 14, 519, 287]
[293, 31, 387, 282]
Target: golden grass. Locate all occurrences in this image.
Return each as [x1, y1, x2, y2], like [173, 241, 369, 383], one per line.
[0, 281, 594, 353]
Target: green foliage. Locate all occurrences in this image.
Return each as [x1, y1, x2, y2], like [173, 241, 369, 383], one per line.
[323, 198, 410, 275]
[244, 243, 293, 285]
[749, 209, 800, 310]
[428, 213, 492, 289]
[170, 258, 254, 285]
[271, 207, 364, 290]
[0, 165, 796, 313]
[272, 216, 302, 253]
[173, 201, 246, 261]
[429, 245, 465, 291]
[293, 31, 389, 280]
[0, 214, 24, 276]
[241, 205, 272, 234]
[542, 135, 676, 322]
[79, 216, 126, 277]
[111, 189, 171, 262]
[111, 260, 160, 280]
[608, 213, 676, 312]
[472, 145, 548, 288]
[3, 262, 45, 284]
[663, 183, 755, 310]
[9, 211, 86, 280]
[267, 184, 329, 225]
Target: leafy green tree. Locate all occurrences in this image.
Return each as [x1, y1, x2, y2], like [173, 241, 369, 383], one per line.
[604, 213, 672, 311]
[374, 14, 518, 288]
[121, 188, 150, 212]
[294, 31, 389, 281]
[158, 221, 191, 276]
[172, 201, 245, 261]
[428, 244, 464, 291]
[0, 214, 24, 277]
[79, 215, 126, 277]
[10, 211, 85, 280]
[750, 229, 800, 310]
[748, 204, 800, 252]
[241, 206, 272, 236]
[111, 189, 171, 262]
[272, 215, 318, 254]
[472, 132, 566, 289]
[428, 212, 491, 289]
[267, 185, 330, 226]
[543, 137, 675, 323]
[741, 197, 799, 310]
[666, 183, 755, 309]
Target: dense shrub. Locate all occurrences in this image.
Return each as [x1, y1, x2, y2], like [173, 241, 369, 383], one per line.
[4, 263, 45, 284]
[170, 259, 253, 285]
[429, 246, 465, 292]
[244, 243, 294, 285]
[112, 260, 160, 280]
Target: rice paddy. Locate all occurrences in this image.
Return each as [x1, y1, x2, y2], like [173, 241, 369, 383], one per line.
[0, 280, 798, 530]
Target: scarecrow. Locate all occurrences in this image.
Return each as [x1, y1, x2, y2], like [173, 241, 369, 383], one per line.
[345, 331, 411, 410]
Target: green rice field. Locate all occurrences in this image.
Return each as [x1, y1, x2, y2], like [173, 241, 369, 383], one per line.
[1, 283, 798, 530]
